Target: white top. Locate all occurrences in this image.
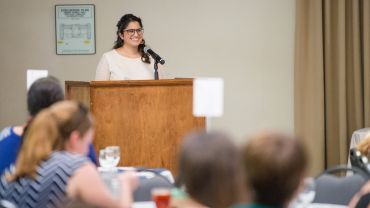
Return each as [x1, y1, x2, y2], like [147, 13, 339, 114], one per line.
[95, 49, 164, 80]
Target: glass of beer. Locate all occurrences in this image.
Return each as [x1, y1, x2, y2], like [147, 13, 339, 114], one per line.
[151, 188, 171, 208]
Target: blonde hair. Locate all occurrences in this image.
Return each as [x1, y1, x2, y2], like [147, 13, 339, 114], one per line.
[357, 133, 370, 156]
[7, 101, 93, 181]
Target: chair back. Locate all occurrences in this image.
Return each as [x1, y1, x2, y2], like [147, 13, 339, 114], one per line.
[312, 165, 369, 205]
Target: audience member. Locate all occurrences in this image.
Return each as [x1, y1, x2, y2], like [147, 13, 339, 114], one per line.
[0, 77, 97, 175]
[0, 101, 137, 208]
[357, 134, 370, 156]
[349, 179, 370, 208]
[239, 132, 308, 208]
[171, 131, 247, 208]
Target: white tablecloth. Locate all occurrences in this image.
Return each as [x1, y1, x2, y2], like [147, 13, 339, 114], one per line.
[98, 167, 174, 183]
[133, 201, 156, 208]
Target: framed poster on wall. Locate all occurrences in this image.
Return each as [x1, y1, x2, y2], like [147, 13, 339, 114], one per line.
[55, 4, 95, 55]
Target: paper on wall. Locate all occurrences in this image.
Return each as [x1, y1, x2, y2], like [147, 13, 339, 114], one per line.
[27, 69, 48, 90]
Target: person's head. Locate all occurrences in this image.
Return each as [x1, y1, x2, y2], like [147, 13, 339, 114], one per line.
[357, 134, 370, 156]
[113, 14, 150, 63]
[8, 101, 94, 181]
[242, 131, 308, 207]
[177, 131, 247, 208]
[27, 76, 64, 117]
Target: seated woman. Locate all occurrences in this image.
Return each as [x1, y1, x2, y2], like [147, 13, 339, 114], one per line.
[171, 131, 247, 208]
[347, 134, 370, 175]
[0, 77, 98, 176]
[238, 132, 308, 208]
[349, 135, 370, 208]
[0, 101, 137, 208]
[357, 134, 370, 157]
[349, 180, 370, 208]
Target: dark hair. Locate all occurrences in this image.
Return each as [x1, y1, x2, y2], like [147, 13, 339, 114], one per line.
[113, 14, 150, 64]
[177, 131, 247, 208]
[242, 132, 308, 207]
[27, 76, 64, 117]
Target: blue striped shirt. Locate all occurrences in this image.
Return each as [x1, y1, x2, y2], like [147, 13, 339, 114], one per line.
[0, 151, 88, 208]
[0, 126, 98, 176]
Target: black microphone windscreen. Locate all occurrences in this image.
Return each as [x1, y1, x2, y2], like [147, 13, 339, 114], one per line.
[143, 46, 150, 53]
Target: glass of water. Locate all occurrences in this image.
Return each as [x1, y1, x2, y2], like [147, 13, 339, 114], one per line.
[99, 149, 111, 169]
[105, 146, 121, 167]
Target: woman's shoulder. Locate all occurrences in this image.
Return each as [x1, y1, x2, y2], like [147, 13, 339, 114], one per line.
[102, 49, 140, 62]
[170, 197, 208, 208]
[170, 188, 208, 208]
[0, 127, 13, 142]
[52, 151, 89, 160]
[0, 126, 21, 143]
[48, 151, 89, 169]
[102, 49, 117, 58]
[34, 152, 90, 181]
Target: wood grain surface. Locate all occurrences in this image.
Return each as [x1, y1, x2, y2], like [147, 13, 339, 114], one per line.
[66, 79, 205, 175]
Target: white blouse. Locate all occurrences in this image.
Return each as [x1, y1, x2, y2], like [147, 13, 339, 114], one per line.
[95, 49, 164, 80]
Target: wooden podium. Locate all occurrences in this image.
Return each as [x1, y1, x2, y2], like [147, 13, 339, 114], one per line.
[65, 79, 205, 174]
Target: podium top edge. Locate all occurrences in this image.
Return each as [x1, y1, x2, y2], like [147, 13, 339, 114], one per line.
[65, 78, 194, 87]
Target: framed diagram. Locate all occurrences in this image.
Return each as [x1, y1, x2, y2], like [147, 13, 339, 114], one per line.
[55, 4, 95, 55]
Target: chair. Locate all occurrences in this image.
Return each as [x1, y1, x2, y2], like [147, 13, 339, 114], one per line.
[312, 165, 369, 205]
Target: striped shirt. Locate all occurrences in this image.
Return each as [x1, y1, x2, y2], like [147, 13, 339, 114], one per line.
[0, 151, 88, 208]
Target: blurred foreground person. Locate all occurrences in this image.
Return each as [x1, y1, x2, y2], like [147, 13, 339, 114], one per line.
[349, 134, 370, 207]
[238, 132, 308, 208]
[171, 131, 247, 208]
[0, 77, 97, 176]
[0, 101, 137, 208]
[349, 180, 370, 208]
[357, 134, 370, 157]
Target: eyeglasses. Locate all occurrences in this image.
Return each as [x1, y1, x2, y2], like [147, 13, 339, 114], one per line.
[123, 28, 144, 36]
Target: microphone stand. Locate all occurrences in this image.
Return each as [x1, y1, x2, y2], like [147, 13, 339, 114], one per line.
[154, 60, 159, 80]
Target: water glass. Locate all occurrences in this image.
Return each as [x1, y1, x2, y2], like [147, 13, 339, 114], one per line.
[99, 149, 111, 169]
[106, 146, 121, 167]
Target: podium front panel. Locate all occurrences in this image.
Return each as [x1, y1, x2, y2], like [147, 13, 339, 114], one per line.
[90, 79, 205, 175]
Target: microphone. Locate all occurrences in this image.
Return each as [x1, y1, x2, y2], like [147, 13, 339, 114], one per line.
[144, 46, 165, 65]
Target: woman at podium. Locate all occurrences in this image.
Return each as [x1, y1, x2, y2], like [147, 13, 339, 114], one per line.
[95, 14, 163, 80]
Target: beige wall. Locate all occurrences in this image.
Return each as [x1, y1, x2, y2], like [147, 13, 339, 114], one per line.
[0, 0, 295, 142]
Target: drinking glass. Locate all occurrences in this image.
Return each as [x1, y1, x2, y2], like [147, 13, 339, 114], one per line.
[151, 188, 171, 208]
[99, 149, 112, 169]
[106, 146, 120, 167]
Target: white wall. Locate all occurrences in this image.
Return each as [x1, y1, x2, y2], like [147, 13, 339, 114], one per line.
[0, 0, 295, 142]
